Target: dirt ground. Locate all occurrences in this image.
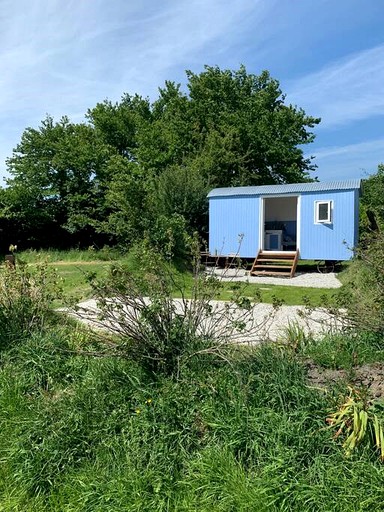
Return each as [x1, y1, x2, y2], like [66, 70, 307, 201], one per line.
[306, 360, 384, 400]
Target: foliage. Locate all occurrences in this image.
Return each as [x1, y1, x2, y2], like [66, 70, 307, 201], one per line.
[13, 248, 337, 309]
[149, 163, 210, 234]
[2, 116, 113, 247]
[98, 154, 150, 246]
[1, 65, 320, 251]
[146, 213, 192, 260]
[75, 246, 274, 377]
[341, 231, 384, 333]
[2, 332, 384, 510]
[182, 66, 320, 186]
[299, 331, 384, 370]
[281, 320, 311, 352]
[360, 163, 384, 235]
[327, 386, 384, 460]
[0, 261, 62, 349]
[18, 245, 123, 263]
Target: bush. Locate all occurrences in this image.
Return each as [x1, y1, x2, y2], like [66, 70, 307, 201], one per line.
[0, 261, 62, 349]
[146, 213, 191, 260]
[75, 245, 272, 377]
[342, 232, 384, 335]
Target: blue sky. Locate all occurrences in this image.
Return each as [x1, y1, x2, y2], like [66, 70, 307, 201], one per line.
[0, 0, 383, 183]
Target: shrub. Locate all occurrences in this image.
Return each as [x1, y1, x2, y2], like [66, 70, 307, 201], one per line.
[0, 261, 62, 349]
[146, 213, 191, 260]
[75, 245, 274, 377]
[342, 232, 384, 334]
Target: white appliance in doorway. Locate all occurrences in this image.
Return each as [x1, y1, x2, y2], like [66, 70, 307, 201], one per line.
[265, 229, 283, 251]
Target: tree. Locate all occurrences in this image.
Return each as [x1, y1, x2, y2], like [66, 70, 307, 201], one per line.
[3, 116, 113, 247]
[2, 66, 321, 249]
[360, 163, 384, 235]
[87, 93, 151, 158]
[136, 66, 320, 187]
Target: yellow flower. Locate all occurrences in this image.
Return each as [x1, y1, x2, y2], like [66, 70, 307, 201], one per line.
[135, 408, 141, 414]
[146, 399, 152, 404]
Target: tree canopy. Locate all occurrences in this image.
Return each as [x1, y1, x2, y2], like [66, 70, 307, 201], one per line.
[360, 163, 384, 235]
[1, 65, 321, 251]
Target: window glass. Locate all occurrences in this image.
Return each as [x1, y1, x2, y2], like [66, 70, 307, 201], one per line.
[315, 200, 332, 223]
[318, 203, 329, 221]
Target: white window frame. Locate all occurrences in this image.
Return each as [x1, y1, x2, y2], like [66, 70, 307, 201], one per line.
[314, 200, 333, 224]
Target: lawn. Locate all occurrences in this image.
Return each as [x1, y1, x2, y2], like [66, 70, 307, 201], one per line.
[14, 249, 341, 307]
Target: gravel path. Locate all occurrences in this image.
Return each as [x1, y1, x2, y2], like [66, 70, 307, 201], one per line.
[207, 268, 342, 288]
[68, 272, 343, 343]
[74, 295, 344, 343]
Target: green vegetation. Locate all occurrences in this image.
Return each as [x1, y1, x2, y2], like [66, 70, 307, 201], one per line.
[360, 163, 384, 235]
[0, 65, 319, 252]
[1, 330, 384, 511]
[0, 236, 383, 510]
[0, 59, 383, 509]
[299, 331, 384, 370]
[11, 248, 338, 307]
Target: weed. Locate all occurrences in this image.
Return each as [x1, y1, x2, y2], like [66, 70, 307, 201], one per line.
[74, 246, 277, 377]
[281, 320, 312, 352]
[301, 332, 384, 370]
[0, 261, 62, 349]
[327, 386, 384, 460]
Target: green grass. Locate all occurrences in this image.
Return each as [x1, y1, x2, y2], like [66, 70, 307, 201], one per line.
[16, 249, 340, 307]
[17, 246, 123, 263]
[220, 281, 337, 305]
[300, 331, 384, 370]
[0, 252, 383, 510]
[1, 330, 384, 511]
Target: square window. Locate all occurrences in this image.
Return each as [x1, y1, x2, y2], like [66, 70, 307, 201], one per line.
[315, 200, 332, 223]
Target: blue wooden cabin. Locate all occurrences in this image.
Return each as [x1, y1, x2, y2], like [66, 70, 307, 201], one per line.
[208, 179, 362, 276]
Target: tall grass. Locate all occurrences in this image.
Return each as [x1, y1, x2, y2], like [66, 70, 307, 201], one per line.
[17, 247, 339, 307]
[18, 246, 124, 263]
[0, 261, 62, 349]
[1, 329, 384, 511]
[0, 247, 382, 510]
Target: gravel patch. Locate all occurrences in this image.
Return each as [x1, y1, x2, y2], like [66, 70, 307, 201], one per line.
[73, 297, 343, 343]
[206, 268, 342, 288]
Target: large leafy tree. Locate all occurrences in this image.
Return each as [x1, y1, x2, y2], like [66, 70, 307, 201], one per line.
[136, 66, 320, 187]
[93, 66, 320, 245]
[4, 116, 112, 247]
[88, 93, 151, 158]
[2, 66, 320, 249]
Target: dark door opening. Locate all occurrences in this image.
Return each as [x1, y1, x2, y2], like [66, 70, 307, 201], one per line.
[263, 197, 298, 251]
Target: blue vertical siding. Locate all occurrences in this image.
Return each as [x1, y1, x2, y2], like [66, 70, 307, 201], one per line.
[209, 186, 360, 261]
[209, 196, 259, 257]
[299, 190, 357, 260]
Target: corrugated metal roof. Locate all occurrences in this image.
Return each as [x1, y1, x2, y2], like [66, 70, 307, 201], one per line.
[207, 179, 362, 198]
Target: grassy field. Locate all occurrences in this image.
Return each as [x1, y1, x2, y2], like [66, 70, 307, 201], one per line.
[14, 249, 342, 306]
[0, 248, 383, 510]
[0, 327, 383, 511]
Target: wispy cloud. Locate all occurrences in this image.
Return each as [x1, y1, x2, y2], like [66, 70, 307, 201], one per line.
[0, 0, 383, 185]
[310, 138, 384, 180]
[287, 44, 384, 128]
[0, 0, 268, 179]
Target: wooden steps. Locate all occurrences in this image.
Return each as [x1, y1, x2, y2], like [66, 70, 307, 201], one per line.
[250, 250, 299, 278]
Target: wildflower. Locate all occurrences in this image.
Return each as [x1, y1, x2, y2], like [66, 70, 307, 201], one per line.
[146, 398, 152, 404]
[135, 408, 141, 414]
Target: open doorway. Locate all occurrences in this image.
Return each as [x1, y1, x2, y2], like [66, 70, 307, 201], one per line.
[261, 196, 298, 251]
